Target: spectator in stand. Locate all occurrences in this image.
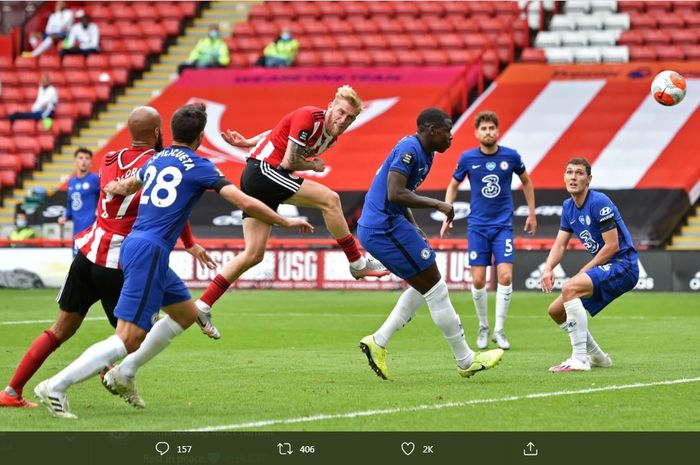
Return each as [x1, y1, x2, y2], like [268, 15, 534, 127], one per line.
[8, 74, 57, 129]
[25, 1, 74, 57]
[9, 211, 37, 246]
[177, 24, 230, 74]
[259, 28, 299, 68]
[61, 9, 99, 56]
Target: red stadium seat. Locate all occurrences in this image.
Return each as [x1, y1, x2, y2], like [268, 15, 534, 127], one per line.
[446, 49, 480, 65]
[160, 19, 181, 36]
[412, 34, 439, 50]
[469, 1, 496, 17]
[478, 17, 506, 33]
[146, 38, 163, 55]
[63, 70, 91, 87]
[335, 34, 363, 51]
[343, 2, 370, 19]
[61, 54, 85, 70]
[510, 19, 530, 49]
[368, 2, 394, 18]
[655, 44, 684, 60]
[85, 3, 111, 22]
[134, 3, 158, 20]
[629, 45, 657, 61]
[496, 35, 515, 63]
[395, 49, 423, 66]
[1, 87, 24, 103]
[11, 120, 36, 136]
[425, 16, 453, 33]
[672, 1, 700, 12]
[100, 39, 125, 54]
[267, 1, 295, 20]
[376, 18, 404, 34]
[0, 169, 18, 188]
[345, 50, 372, 66]
[129, 54, 146, 71]
[292, 2, 320, 19]
[481, 49, 500, 81]
[437, 33, 465, 49]
[117, 22, 143, 40]
[617, 1, 646, 13]
[351, 19, 379, 34]
[54, 117, 75, 135]
[420, 50, 449, 66]
[295, 50, 321, 67]
[0, 138, 16, 153]
[683, 44, 700, 60]
[324, 18, 349, 35]
[178, 2, 198, 18]
[0, 155, 21, 173]
[143, 21, 166, 40]
[16, 71, 39, 88]
[394, 1, 420, 18]
[617, 30, 644, 46]
[123, 39, 144, 53]
[669, 29, 698, 45]
[360, 34, 389, 50]
[370, 50, 398, 66]
[416, 2, 445, 17]
[0, 55, 14, 70]
[443, 1, 470, 16]
[38, 54, 61, 71]
[317, 2, 345, 19]
[18, 151, 38, 171]
[109, 54, 133, 71]
[0, 120, 10, 136]
[400, 17, 430, 34]
[230, 36, 263, 53]
[54, 103, 78, 120]
[520, 47, 547, 63]
[14, 56, 37, 70]
[94, 83, 112, 102]
[493, 2, 521, 20]
[0, 70, 18, 86]
[642, 29, 671, 46]
[630, 13, 658, 30]
[155, 3, 184, 21]
[75, 101, 94, 119]
[448, 17, 479, 33]
[308, 35, 338, 51]
[319, 50, 348, 66]
[299, 19, 330, 36]
[37, 133, 55, 153]
[464, 34, 488, 50]
[655, 12, 685, 29]
[645, 1, 672, 13]
[385, 34, 414, 51]
[252, 21, 279, 37]
[13, 137, 40, 156]
[110, 4, 137, 22]
[685, 12, 700, 28]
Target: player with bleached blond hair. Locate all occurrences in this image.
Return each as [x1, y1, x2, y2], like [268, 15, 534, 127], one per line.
[194, 85, 389, 338]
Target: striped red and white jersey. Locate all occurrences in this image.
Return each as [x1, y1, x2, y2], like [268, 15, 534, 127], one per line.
[74, 147, 155, 268]
[248, 106, 337, 169]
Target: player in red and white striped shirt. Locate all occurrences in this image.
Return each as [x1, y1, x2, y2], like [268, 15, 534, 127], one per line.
[0, 107, 215, 408]
[194, 85, 389, 340]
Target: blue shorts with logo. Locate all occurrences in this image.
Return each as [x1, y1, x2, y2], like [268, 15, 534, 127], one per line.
[114, 234, 191, 331]
[468, 226, 514, 266]
[582, 256, 638, 316]
[358, 219, 436, 280]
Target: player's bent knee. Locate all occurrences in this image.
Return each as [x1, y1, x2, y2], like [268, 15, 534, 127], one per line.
[472, 278, 486, 290]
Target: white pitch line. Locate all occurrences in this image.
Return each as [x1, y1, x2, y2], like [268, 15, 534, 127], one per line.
[184, 377, 700, 432]
[0, 316, 107, 326]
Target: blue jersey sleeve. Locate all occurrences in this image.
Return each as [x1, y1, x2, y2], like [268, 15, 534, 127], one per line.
[196, 159, 227, 190]
[591, 193, 617, 232]
[65, 179, 73, 220]
[388, 149, 418, 178]
[452, 153, 469, 183]
[560, 200, 573, 232]
[513, 151, 526, 175]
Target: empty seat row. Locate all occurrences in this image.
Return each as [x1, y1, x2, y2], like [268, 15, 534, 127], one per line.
[618, 28, 700, 46]
[548, 12, 630, 30]
[83, 1, 197, 22]
[535, 29, 621, 47]
[543, 45, 629, 63]
[617, 0, 700, 13]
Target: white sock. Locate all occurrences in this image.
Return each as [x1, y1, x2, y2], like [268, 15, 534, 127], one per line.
[586, 331, 603, 356]
[563, 298, 588, 362]
[373, 287, 423, 347]
[494, 283, 512, 332]
[349, 256, 367, 270]
[424, 280, 473, 368]
[119, 316, 184, 378]
[195, 299, 211, 312]
[49, 335, 127, 393]
[471, 286, 488, 328]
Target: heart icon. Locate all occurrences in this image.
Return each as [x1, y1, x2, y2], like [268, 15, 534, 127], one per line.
[401, 442, 415, 456]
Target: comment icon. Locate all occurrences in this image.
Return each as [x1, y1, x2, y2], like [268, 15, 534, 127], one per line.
[155, 441, 170, 456]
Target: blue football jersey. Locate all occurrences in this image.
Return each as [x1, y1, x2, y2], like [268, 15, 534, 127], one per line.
[359, 135, 434, 229]
[560, 190, 636, 260]
[452, 146, 525, 228]
[66, 172, 100, 236]
[131, 146, 224, 249]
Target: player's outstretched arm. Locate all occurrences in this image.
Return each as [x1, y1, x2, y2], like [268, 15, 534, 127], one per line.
[104, 176, 142, 197]
[440, 178, 460, 238]
[541, 230, 572, 293]
[221, 129, 262, 148]
[218, 184, 314, 233]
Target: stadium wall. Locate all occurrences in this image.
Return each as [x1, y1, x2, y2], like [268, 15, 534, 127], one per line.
[1, 248, 698, 292]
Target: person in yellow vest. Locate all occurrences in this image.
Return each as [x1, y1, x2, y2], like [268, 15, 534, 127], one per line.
[9, 212, 37, 247]
[178, 24, 230, 75]
[261, 28, 299, 67]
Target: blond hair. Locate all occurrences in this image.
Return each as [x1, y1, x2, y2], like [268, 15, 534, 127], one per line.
[334, 85, 364, 112]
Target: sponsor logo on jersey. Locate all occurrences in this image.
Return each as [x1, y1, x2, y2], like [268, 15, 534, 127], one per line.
[486, 161, 496, 171]
[634, 259, 654, 290]
[600, 206, 612, 216]
[401, 153, 414, 165]
[298, 129, 309, 142]
[526, 262, 569, 290]
[689, 271, 700, 291]
[471, 164, 481, 169]
[82, 182, 90, 190]
[500, 161, 509, 170]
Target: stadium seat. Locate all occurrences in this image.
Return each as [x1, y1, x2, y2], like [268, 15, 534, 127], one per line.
[561, 31, 588, 47]
[54, 103, 78, 120]
[160, 19, 181, 36]
[545, 48, 575, 64]
[61, 55, 85, 71]
[685, 12, 700, 28]
[110, 4, 137, 22]
[267, 1, 295, 20]
[317, 2, 345, 19]
[629, 13, 657, 30]
[63, 70, 91, 87]
[645, 1, 673, 13]
[94, 83, 112, 103]
[0, 55, 13, 70]
[75, 101, 93, 119]
[37, 133, 55, 153]
[345, 50, 372, 66]
[118, 23, 144, 40]
[673, 1, 700, 13]
[109, 54, 133, 71]
[16, 70, 39, 87]
[18, 152, 38, 171]
[335, 34, 362, 51]
[0, 120, 10, 136]
[100, 39, 125, 54]
[443, 1, 470, 16]
[683, 44, 700, 60]
[295, 51, 321, 67]
[343, 2, 370, 19]
[412, 34, 439, 50]
[493, 1, 521, 20]
[11, 120, 36, 136]
[602, 14, 632, 30]
[292, 1, 320, 18]
[13, 137, 40, 156]
[424, 16, 452, 33]
[85, 3, 111, 21]
[38, 55, 61, 71]
[376, 18, 404, 34]
[447, 49, 480, 65]
[393, 1, 420, 18]
[0, 155, 20, 173]
[368, 1, 394, 18]
[134, 3, 158, 20]
[230, 36, 263, 53]
[319, 50, 347, 66]
[520, 47, 547, 63]
[588, 30, 620, 46]
[54, 117, 74, 136]
[252, 21, 279, 37]
[351, 19, 379, 35]
[511, 19, 530, 49]
[481, 49, 500, 80]
[564, 0, 591, 15]
[419, 49, 449, 66]
[574, 47, 601, 63]
[534, 31, 561, 48]
[299, 20, 330, 36]
[416, 2, 445, 17]
[628, 45, 657, 61]
[360, 34, 389, 50]
[129, 54, 146, 71]
[14, 56, 37, 70]
[655, 12, 685, 29]
[575, 15, 604, 30]
[600, 46, 630, 62]
[156, 2, 185, 21]
[617, 29, 644, 46]
[548, 15, 576, 32]
[0, 71, 18, 87]
[0, 138, 16, 153]
[617, 1, 646, 13]
[395, 49, 423, 66]
[0, 87, 24, 103]
[0, 169, 18, 188]
[669, 29, 698, 45]
[308, 35, 338, 51]
[370, 50, 398, 66]
[436, 33, 464, 49]
[400, 18, 429, 34]
[591, 0, 617, 14]
[384, 34, 413, 51]
[642, 30, 671, 46]
[655, 45, 685, 61]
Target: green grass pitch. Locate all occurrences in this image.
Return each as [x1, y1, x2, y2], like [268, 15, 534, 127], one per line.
[1, 289, 698, 431]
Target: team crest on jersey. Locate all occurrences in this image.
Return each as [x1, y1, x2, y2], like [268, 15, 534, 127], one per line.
[486, 162, 496, 171]
[579, 215, 585, 225]
[401, 153, 414, 165]
[500, 161, 509, 170]
[469, 251, 478, 260]
[298, 129, 310, 142]
[421, 248, 431, 260]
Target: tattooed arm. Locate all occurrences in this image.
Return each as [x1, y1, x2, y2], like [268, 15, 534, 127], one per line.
[279, 140, 325, 172]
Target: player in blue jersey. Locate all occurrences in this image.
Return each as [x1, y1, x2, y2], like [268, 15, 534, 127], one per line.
[540, 157, 638, 372]
[357, 108, 504, 380]
[34, 104, 314, 418]
[441, 111, 537, 350]
[58, 147, 100, 255]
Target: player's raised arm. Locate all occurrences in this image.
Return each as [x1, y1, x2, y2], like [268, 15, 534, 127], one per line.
[218, 183, 314, 233]
[540, 229, 572, 293]
[104, 175, 142, 197]
[518, 170, 537, 235]
[220, 129, 264, 148]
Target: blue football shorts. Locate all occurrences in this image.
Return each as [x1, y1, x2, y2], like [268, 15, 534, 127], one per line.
[358, 219, 436, 280]
[582, 257, 639, 316]
[468, 226, 514, 266]
[114, 236, 191, 331]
